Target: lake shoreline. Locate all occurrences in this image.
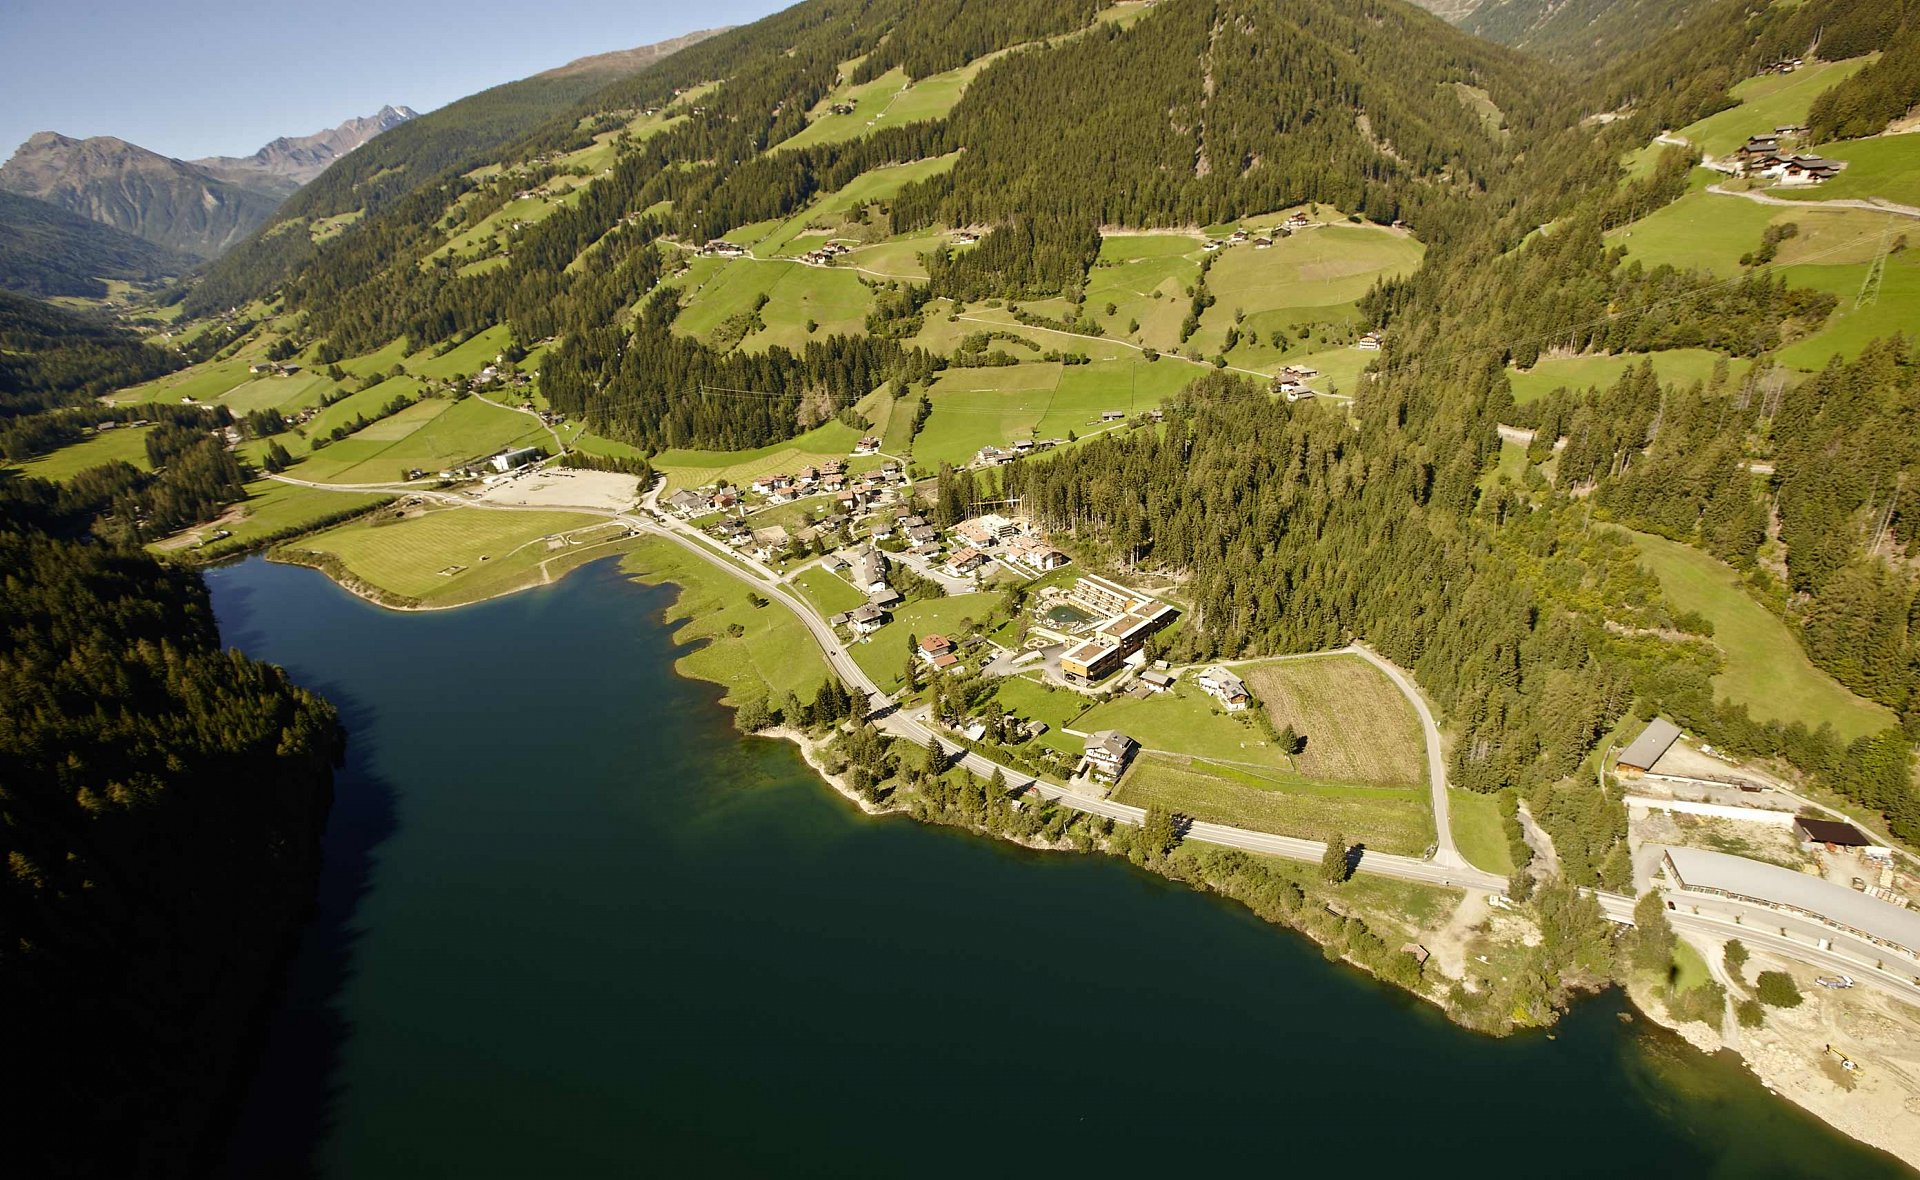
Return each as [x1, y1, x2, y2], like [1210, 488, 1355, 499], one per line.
[266, 545, 1917, 1175]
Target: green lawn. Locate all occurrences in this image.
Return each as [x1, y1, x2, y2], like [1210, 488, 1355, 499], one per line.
[292, 377, 426, 452]
[1194, 226, 1423, 358]
[779, 59, 988, 152]
[287, 506, 612, 606]
[849, 592, 1004, 689]
[757, 154, 961, 256]
[109, 357, 255, 405]
[1670, 938, 1712, 993]
[621, 536, 829, 706]
[1673, 57, 1874, 159]
[216, 371, 340, 416]
[911, 363, 1063, 467]
[792, 566, 869, 616]
[407, 325, 514, 381]
[11, 425, 154, 480]
[1611, 172, 1893, 275]
[1450, 789, 1516, 877]
[1076, 681, 1293, 771]
[1624, 529, 1895, 741]
[841, 229, 947, 280]
[1508, 349, 1751, 404]
[991, 675, 1099, 756]
[1114, 753, 1433, 855]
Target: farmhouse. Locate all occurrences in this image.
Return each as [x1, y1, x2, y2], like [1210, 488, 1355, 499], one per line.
[1661, 845, 1920, 961]
[1082, 730, 1138, 784]
[1197, 666, 1251, 710]
[1139, 668, 1175, 692]
[854, 436, 882, 455]
[1615, 717, 1682, 775]
[665, 489, 708, 517]
[918, 634, 954, 663]
[1355, 333, 1382, 351]
[847, 603, 888, 636]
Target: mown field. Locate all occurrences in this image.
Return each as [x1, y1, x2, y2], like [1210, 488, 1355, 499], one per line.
[649, 418, 881, 492]
[1242, 654, 1426, 786]
[1774, 248, 1920, 370]
[159, 478, 391, 555]
[1113, 754, 1433, 855]
[1624, 528, 1895, 741]
[847, 592, 1004, 690]
[293, 395, 549, 484]
[1773, 133, 1920, 209]
[1449, 789, 1516, 877]
[792, 566, 870, 617]
[287, 506, 614, 607]
[1612, 171, 1896, 276]
[779, 60, 987, 153]
[1076, 681, 1294, 771]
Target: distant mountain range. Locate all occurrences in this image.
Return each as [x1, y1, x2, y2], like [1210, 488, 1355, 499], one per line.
[0, 106, 417, 260]
[193, 104, 419, 188]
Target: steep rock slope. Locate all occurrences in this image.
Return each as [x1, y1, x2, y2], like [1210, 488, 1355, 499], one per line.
[193, 104, 419, 187]
[0, 132, 285, 258]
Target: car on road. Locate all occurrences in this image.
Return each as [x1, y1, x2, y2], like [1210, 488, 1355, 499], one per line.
[1817, 975, 1855, 989]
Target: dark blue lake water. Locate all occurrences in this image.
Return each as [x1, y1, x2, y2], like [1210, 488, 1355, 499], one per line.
[210, 555, 1909, 1178]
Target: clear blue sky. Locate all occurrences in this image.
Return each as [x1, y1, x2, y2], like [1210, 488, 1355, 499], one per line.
[0, 0, 785, 161]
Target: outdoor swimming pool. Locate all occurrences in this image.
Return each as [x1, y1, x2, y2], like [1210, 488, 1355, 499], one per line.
[1046, 604, 1092, 626]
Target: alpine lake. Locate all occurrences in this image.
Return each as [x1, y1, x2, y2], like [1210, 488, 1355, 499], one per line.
[209, 554, 1912, 1178]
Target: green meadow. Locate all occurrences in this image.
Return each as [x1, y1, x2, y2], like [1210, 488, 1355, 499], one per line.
[1772, 134, 1920, 209]
[1507, 349, 1749, 404]
[289, 506, 615, 606]
[11, 425, 155, 480]
[1624, 529, 1894, 741]
[1672, 56, 1873, 158]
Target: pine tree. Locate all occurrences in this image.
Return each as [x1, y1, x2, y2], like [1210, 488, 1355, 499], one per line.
[1320, 832, 1350, 884]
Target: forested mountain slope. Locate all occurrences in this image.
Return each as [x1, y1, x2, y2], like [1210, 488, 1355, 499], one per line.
[187, 27, 727, 316]
[0, 190, 193, 299]
[1463, 0, 1713, 60]
[0, 132, 286, 259]
[190, 0, 1550, 455]
[0, 502, 341, 1177]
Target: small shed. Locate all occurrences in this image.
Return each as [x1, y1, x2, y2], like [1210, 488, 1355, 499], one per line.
[1615, 718, 1681, 774]
[1795, 817, 1870, 849]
